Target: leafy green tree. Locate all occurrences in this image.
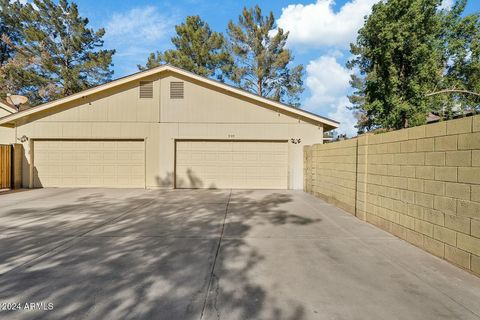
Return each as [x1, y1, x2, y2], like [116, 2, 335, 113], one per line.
[349, 0, 480, 131]
[348, 0, 445, 130]
[432, 0, 480, 117]
[227, 5, 304, 106]
[2, 0, 115, 104]
[140, 16, 232, 81]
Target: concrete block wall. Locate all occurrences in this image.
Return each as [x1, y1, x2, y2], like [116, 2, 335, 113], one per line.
[304, 145, 313, 194]
[305, 115, 480, 276]
[304, 139, 358, 214]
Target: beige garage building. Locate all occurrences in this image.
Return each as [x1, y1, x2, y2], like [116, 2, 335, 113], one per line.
[0, 102, 16, 144]
[0, 65, 338, 189]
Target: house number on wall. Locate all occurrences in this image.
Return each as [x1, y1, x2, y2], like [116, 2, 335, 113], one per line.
[228, 134, 235, 138]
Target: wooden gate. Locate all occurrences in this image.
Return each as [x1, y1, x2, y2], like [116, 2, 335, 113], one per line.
[0, 144, 11, 189]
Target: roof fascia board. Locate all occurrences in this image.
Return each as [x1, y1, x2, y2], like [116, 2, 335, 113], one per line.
[0, 65, 339, 129]
[0, 101, 17, 113]
[163, 66, 339, 128]
[0, 66, 166, 125]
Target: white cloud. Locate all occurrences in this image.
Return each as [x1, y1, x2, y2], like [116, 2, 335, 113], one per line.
[277, 0, 379, 49]
[106, 6, 172, 43]
[439, 0, 454, 10]
[305, 56, 351, 105]
[304, 55, 357, 136]
[104, 6, 176, 76]
[327, 97, 358, 136]
[285, 0, 454, 135]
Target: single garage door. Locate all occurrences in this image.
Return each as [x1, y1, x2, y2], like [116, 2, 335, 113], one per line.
[33, 140, 145, 188]
[175, 140, 288, 189]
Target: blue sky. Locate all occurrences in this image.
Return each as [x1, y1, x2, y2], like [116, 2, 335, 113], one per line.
[76, 0, 479, 135]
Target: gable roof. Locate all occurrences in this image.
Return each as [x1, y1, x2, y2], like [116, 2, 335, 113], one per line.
[0, 65, 339, 130]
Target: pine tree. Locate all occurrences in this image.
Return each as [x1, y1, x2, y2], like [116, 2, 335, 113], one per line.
[0, 0, 21, 67]
[4, 0, 115, 104]
[139, 16, 232, 81]
[0, 0, 26, 99]
[227, 5, 304, 106]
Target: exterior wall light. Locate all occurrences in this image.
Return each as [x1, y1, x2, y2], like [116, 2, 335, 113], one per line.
[17, 135, 29, 143]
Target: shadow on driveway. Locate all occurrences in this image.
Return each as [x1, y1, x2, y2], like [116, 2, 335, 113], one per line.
[0, 189, 317, 320]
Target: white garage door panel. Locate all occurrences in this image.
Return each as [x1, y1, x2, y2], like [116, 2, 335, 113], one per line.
[176, 141, 288, 189]
[34, 140, 145, 188]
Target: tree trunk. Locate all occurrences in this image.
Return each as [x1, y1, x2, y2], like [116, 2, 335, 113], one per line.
[402, 116, 408, 128]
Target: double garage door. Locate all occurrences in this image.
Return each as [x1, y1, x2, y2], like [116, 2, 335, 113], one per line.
[175, 141, 288, 189]
[33, 140, 145, 188]
[33, 140, 288, 189]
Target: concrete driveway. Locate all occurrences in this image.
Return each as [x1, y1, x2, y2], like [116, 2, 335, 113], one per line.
[0, 188, 479, 320]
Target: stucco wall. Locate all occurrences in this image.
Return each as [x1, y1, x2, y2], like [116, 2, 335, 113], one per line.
[305, 115, 480, 276]
[0, 108, 15, 144]
[15, 73, 325, 189]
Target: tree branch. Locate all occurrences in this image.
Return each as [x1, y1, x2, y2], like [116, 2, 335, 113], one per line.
[426, 89, 480, 97]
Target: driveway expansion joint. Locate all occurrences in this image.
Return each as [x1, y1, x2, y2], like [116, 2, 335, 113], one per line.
[1, 189, 479, 320]
[200, 189, 231, 320]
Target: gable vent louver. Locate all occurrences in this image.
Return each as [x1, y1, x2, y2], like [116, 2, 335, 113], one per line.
[170, 82, 184, 99]
[139, 81, 153, 99]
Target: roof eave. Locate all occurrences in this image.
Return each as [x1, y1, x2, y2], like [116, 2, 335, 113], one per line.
[0, 101, 17, 114]
[0, 65, 340, 129]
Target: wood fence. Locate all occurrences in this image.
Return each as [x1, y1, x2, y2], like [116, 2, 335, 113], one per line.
[0, 144, 11, 189]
